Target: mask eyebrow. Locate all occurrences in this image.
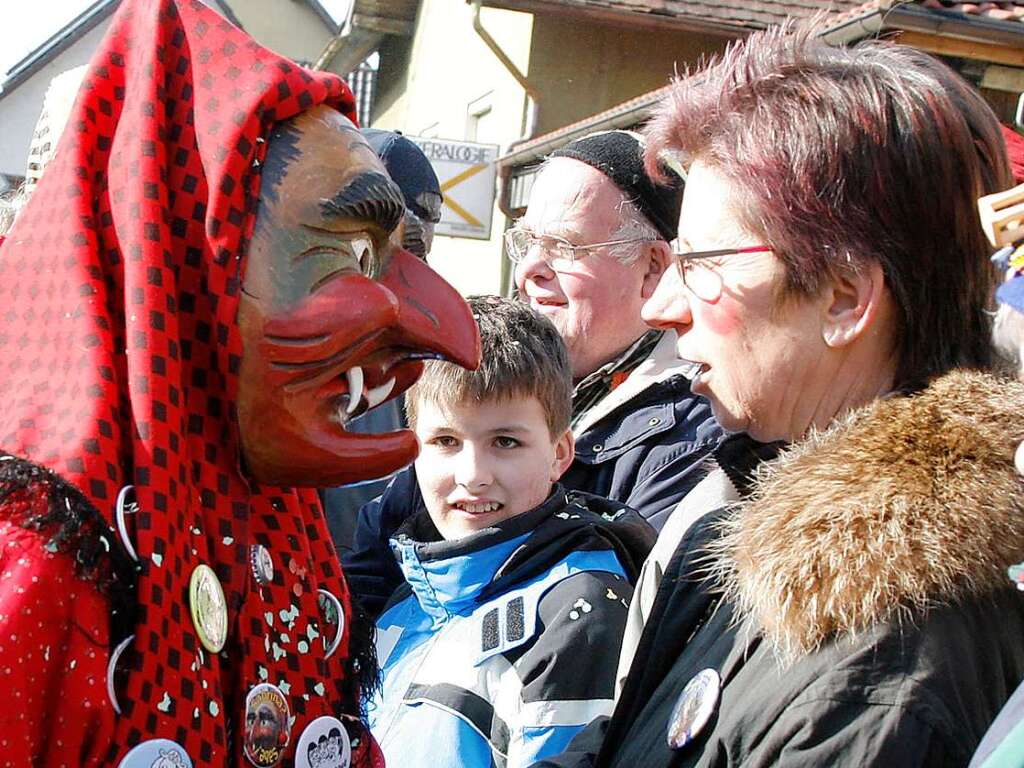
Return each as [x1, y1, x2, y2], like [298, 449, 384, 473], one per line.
[320, 171, 405, 235]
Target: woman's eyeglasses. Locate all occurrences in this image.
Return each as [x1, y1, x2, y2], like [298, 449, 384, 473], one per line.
[672, 243, 773, 302]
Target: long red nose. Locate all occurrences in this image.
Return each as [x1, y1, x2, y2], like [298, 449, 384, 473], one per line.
[379, 247, 481, 371]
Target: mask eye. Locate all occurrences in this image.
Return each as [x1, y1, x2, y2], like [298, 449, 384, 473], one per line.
[351, 235, 377, 278]
[352, 236, 372, 272]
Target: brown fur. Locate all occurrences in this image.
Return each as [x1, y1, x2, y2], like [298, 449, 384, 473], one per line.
[711, 370, 1024, 662]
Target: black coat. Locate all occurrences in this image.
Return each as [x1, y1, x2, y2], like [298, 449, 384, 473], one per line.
[536, 370, 1024, 768]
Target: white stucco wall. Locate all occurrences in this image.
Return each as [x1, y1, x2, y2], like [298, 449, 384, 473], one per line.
[372, 0, 533, 297]
[0, 19, 112, 178]
[0, 1, 337, 181]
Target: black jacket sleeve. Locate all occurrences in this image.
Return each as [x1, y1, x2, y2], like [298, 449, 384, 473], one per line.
[748, 698, 965, 768]
[340, 466, 423, 621]
[528, 716, 609, 768]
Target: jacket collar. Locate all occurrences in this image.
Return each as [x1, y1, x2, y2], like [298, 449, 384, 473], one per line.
[711, 369, 1024, 662]
[573, 331, 694, 437]
[390, 488, 567, 619]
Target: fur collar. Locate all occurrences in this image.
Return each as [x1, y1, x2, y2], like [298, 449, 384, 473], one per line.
[712, 369, 1024, 662]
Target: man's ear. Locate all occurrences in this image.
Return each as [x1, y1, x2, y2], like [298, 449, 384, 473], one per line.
[641, 240, 673, 299]
[821, 260, 887, 348]
[550, 428, 575, 482]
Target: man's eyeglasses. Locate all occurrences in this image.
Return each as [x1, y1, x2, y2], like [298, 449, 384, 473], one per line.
[672, 243, 773, 302]
[504, 226, 654, 272]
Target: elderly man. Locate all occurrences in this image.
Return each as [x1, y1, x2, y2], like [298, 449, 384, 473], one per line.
[343, 130, 720, 619]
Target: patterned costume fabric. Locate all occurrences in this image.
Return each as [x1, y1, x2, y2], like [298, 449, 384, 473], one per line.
[0, 1, 381, 765]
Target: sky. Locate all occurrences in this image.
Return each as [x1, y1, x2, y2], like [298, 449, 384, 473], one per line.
[0, 0, 94, 78]
[318, 0, 352, 26]
[0, 0, 354, 81]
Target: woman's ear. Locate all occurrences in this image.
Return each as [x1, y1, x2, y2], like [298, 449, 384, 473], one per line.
[550, 428, 575, 482]
[641, 241, 673, 299]
[821, 260, 887, 348]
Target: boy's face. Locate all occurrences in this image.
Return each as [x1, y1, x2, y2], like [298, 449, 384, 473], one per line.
[413, 395, 574, 540]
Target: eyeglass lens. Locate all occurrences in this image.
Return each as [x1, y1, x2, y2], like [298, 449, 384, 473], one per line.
[678, 260, 723, 302]
[508, 230, 576, 271]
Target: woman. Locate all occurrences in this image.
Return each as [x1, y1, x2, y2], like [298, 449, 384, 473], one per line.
[539, 23, 1024, 768]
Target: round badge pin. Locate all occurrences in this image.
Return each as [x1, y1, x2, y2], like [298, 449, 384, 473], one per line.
[244, 683, 292, 767]
[115, 484, 141, 563]
[117, 738, 193, 767]
[105, 633, 135, 715]
[250, 544, 275, 586]
[189, 564, 228, 653]
[295, 715, 352, 768]
[666, 668, 721, 750]
[317, 589, 345, 659]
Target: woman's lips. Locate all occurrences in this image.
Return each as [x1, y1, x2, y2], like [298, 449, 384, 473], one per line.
[677, 358, 708, 380]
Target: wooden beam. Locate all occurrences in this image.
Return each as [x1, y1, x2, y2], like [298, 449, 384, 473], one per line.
[479, 0, 746, 39]
[982, 64, 1024, 93]
[352, 12, 415, 36]
[895, 30, 1024, 68]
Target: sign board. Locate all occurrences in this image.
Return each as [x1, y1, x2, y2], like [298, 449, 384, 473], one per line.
[407, 137, 500, 240]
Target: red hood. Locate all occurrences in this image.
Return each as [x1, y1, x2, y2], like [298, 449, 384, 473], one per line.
[0, 0, 397, 761]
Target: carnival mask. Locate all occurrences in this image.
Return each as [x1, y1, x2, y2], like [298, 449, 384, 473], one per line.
[238, 106, 480, 486]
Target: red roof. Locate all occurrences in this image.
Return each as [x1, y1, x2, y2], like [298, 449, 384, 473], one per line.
[493, 0, 1024, 30]
[919, 0, 1024, 23]
[578, 0, 869, 29]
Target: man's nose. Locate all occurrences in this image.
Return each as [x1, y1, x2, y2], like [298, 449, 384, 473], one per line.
[514, 242, 555, 287]
[453, 443, 493, 490]
[642, 265, 692, 330]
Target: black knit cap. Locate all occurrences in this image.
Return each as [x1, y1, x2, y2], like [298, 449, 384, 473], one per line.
[362, 128, 443, 224]
[550, 130, 683, 242]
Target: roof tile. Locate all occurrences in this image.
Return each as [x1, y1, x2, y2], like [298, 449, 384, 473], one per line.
[547, 0, 1024, 28]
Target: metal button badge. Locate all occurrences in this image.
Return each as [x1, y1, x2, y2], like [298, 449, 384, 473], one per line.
[317, 588, 345, 659]
[117, 739, 193, 767]
[250, 544, 275, 586]
[295, 715, 351, 768]
[666, 668, 721, 750]
[115, 484, 141, 563]
[189, 564, 228, 653]
[244, 683, 292, 767]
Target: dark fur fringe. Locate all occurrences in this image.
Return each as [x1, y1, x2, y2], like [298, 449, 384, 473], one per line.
[0, 454, 140, 645]
[343, 594, 382, 768]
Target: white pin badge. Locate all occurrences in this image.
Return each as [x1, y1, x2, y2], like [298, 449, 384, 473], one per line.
[250, 544, 275, 586]
[105, 633, 135, 715]
[115, 484, 141, 562]
[666, 668, 720, 750]
[295, 715, 351, 768]
[189, 564, 228, 653]
[117, 738, 193, 767]
[317, 589, 345, 659]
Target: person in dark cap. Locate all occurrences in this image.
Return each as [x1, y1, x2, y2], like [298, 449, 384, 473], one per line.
[363, 128, 443, 259]
[320, 129, 445, 552]
[342, 129, 721, 621]
[512, 129, 720, 526]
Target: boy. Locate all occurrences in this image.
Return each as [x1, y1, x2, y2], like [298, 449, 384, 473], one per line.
[367, 296, 654, 768]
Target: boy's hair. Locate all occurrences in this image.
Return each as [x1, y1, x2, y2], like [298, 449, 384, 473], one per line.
[405, 295, 572, 436]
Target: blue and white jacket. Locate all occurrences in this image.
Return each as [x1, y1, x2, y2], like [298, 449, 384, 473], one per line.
[368, 488, 655, 768]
